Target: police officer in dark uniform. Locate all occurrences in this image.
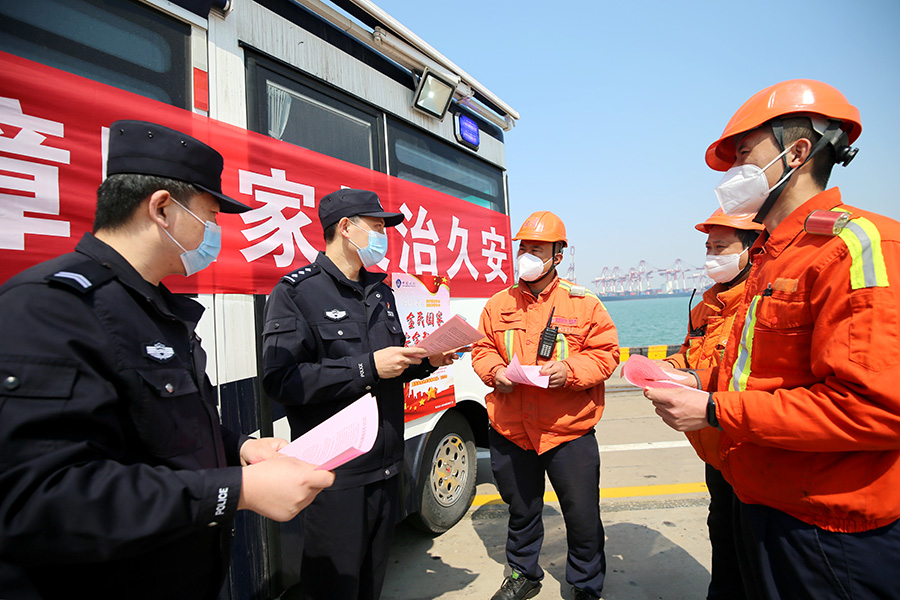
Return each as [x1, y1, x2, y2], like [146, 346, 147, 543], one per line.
[262, 188, 457, 600]
[0, 120, 334, 600]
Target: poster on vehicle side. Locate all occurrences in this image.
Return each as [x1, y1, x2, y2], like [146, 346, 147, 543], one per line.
[391, 273, 457, 422]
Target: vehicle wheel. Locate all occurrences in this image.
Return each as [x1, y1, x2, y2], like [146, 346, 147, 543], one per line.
[408, 410, 477, 534]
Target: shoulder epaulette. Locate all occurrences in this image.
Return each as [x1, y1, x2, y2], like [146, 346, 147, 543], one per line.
[45, 260, 115, 294]
[558, 280, 599, 300]
[281, 263, 320, 286]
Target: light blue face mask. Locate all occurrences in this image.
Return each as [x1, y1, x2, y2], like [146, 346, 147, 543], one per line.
[162, 199, 222, 276]
[348, 219, 388, 268]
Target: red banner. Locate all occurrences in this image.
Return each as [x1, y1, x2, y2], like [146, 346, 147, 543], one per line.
[0, 51, 513, 297]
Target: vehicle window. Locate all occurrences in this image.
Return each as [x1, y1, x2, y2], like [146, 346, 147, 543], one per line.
[0, 0, 190, 108]
[250, 59, 383, 171]
[388, 119, 505, 214]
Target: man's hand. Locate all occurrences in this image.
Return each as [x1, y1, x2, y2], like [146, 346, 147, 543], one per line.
[374, 346, 427, 379]
[644, 386, 711, 431]
[539, 361, 568, 388]
[428, 350, 461, 368]
[493, 366, 517, 393]
[652, 360, 699, 388]
[239, 437, 288, 466]
[238, 456, 335, 521]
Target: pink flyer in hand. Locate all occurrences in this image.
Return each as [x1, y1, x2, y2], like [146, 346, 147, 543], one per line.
[621, 355, 695, 390]
[278, 393, 378, 470]
[415, 314, 485, 355]
[505, 354, 550, 388]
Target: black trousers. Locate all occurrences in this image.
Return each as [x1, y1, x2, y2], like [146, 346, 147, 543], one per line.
[489, 427, 606, 595]
[705, 464, 746, 600]
[298, 476, 400, 600]
[734, 499, 900, 600]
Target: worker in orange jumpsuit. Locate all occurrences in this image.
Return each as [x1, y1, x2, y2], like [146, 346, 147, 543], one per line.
[661, 209, 762, 600]
[647, 80, 900, 600]
[472, 212, 619, 600]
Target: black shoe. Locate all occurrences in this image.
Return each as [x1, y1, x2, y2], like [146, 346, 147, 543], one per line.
[572, 587, 600, 600]
[490, 571, 542, 600]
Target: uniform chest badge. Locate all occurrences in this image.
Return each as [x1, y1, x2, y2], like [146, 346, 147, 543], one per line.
[144, 341, 175, 362]
[325, 309, 348, 321]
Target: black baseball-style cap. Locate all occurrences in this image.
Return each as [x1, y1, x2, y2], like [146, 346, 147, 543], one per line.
[318, 189, 404, 230]
[106, 120, 251, 214]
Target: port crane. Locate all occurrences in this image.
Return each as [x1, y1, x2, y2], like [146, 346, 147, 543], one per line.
[592, 260, 711, 294]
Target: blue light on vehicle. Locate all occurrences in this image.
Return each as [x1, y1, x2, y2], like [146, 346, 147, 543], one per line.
[455, 114, 480, 150]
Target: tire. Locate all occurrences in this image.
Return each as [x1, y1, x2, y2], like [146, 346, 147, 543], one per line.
[408, 410, 477, 534]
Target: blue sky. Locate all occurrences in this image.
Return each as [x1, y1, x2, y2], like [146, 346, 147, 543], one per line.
[376, 0, 900, 288]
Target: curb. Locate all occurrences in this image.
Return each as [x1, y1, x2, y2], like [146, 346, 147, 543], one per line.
[618, 344, 681, 362]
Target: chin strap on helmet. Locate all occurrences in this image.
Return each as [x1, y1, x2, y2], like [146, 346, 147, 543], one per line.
[725, 260, 753, 288]
[752, 119, 859, 224]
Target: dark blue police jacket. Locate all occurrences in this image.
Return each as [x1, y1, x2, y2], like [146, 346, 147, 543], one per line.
[0, 233, 246, 599]
[262, 252, 436, 490]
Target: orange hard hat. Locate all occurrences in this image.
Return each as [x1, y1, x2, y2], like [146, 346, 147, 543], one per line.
[695, 208, 766, 234]
[513, 211, 567, 244]
[706, 79, 862, 172]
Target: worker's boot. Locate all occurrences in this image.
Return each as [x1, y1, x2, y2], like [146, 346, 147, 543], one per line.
[490, 570, 541, 600]
[572, 586, 601, 600]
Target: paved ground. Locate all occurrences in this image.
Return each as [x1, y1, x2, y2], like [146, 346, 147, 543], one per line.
[382, 369, 713, 600]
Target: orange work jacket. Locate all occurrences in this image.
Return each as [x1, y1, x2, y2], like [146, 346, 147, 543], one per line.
[712, 188, 900, 533]
[472, 276, 619, 454]
[664, 281, 746, 469]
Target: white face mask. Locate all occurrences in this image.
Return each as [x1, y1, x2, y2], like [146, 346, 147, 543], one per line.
[704, 248, 748, 284]
[714, 142, 796, 216]
[517, 253, 552, 282]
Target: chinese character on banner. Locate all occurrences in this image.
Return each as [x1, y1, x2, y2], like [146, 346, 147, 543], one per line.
[447, 215, 479, 280]
[238, 168, 317, 268]
[0, 97, 71, 251]
[391, 272, 456, 421]
[395, 203, 439, 275]
[482, 226, 508, 283]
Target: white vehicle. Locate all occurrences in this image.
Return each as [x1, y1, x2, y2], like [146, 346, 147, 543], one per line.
[0, 0, 519, 596]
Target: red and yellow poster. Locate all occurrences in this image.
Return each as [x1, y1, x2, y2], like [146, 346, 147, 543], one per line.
[392, 273, 457, 421]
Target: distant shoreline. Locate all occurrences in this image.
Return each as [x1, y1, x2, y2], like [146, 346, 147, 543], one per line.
[598, 289, 696, 301]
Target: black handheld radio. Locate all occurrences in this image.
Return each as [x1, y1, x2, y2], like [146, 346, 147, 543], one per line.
[537, 307, 558, 360]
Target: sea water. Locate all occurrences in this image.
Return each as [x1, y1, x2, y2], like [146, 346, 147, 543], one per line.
[602, 295, 696, 348]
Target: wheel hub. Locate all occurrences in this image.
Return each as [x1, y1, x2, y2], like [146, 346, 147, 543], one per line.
[429, 433, 469, 508]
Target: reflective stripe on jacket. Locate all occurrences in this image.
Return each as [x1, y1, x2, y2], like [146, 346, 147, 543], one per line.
[472, 276, 619, 454]
[715, 188, 900, 533]
[664, 281, 746, 469]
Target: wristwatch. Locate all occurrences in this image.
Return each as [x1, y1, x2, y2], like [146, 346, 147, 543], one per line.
[706, 393, 721, 430]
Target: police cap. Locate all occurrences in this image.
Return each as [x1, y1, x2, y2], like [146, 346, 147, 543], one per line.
[106, 120, 251, 214]
[318, 189, 404, 230]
